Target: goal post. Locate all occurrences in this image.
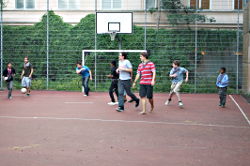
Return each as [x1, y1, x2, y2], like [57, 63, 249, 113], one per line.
[81, 49, 147, 92]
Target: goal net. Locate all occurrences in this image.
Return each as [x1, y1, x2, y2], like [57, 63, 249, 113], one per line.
[81, 50, 147, 92]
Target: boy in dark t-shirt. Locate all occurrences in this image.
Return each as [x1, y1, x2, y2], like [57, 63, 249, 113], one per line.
[107, 61, 119, 105]
[21, 56, 33, 96]
[2, 63, 16, 99]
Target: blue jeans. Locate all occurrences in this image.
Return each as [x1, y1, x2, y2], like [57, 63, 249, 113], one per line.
[82, 77, 90, 95]
[118, 80, 139, 109]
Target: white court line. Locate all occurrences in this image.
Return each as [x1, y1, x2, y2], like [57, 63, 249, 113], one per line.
[64, 102, 94, 104]
[229, 95, 250, 126]
[0, 115, 248, 129]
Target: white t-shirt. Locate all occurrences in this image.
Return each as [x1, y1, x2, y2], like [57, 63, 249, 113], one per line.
[119, 60, 132, 80]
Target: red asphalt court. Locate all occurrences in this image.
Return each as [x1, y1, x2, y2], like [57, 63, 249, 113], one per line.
[0, 90, 250, 166]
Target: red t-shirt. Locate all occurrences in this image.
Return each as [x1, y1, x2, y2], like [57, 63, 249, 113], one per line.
[137, 61, 156, 85]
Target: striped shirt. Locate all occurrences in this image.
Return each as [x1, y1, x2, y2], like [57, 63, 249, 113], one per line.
[137, 61, 156, 85]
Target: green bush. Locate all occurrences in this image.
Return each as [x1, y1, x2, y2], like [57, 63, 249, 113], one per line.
[1, 11, 241, 93]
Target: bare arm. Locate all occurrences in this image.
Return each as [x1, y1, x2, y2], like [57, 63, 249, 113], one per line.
[89, 70, 93, 80]
[185, 71, 189, 82]
[132, 73, 140, 88]
[29, 68, 34, 78]
[119, 67, 132, 73]
[151, 71, 156, 86]
[21, 70, 24, 79]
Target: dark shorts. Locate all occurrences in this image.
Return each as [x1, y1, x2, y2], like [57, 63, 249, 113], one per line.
[139, 84, 153, 99]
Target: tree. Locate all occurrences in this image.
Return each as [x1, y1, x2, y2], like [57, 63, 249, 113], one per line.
[150, 0, 215, 29]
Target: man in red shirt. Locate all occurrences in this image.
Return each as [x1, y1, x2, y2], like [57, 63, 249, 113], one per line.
[133, 52, 156, 115]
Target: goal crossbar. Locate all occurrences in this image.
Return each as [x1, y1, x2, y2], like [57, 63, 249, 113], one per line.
[82, 49, 147, 65]
[81, 49, 147, 92]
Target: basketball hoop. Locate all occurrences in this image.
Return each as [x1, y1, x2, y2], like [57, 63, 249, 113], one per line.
[109, 31, 117, 41]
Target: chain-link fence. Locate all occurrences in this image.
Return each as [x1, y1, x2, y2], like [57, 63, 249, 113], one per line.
[0, 0, 247, 93]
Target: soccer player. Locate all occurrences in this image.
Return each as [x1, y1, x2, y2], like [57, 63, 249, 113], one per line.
[2, 63, 16, 99]
[133, 52, 156, 115]
[76, 62, 92, 96]
[107, 60, 119, 105]
[216, 67, 229, 108]
[116, 52, 140, 112]
[21, 56, 33, 96]
[165, 60, 188, 108]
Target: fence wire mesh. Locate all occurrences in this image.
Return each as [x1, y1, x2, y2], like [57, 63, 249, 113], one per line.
[0, 0, 247, 93]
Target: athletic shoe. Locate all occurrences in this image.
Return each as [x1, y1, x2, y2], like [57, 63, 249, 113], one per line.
[165, 99, 171, 105]
[108, 102, 117, 106]
[115, 102, 119, 105]
[139, 111, 147, 115]
[128, 99, 134, 103]
[135, 99, 140, 107]
[26, 94, 30, 96]
[221, 105, 225, 108]
[178, 101, 184, 108]
[84, 94, 88, 97]
[116, 107, 124, 112]
[8, 96, 12, 100]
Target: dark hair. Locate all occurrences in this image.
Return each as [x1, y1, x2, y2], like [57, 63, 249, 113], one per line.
[111, 60, 117, 67]
[220, 67, 226, 73]
[121, 52, 128, 59]
[173, 60, 180, 66]
[76, 61, 82, 65]
[141, 52, 149, 59]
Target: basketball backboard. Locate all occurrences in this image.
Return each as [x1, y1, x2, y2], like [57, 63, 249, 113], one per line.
[96, 12, 133, 34]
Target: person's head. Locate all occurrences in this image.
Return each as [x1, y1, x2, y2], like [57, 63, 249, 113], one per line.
[7, 62, 12, 68]
[110, 60, 117, 67]
[172, 60, 180, 68]
[24, 56, 29, 63]
[140, 52, 149, 62]
[119, 52, 128, 60]
[76, 62, 82, 69]
[220, 67, 226, 74]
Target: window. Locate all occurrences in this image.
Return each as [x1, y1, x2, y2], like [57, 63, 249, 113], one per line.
[58, 0, 79, 9]
[190, 0, 210, 9]
[234, 0, 243, 9]
[102, 0, 122, 9]
[16, 0, 35, 9]
[146, 0, 156, 9]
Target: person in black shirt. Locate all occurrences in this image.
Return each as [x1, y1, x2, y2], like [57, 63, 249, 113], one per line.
[107, 60, 119, 105]
[21, 56, 33, 96]
[2, 63, 16, 99]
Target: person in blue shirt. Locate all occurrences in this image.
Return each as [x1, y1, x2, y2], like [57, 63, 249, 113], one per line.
[76, 62, 92, 96]
[216, 67, 229, 108]
[165, 60, 189, 108]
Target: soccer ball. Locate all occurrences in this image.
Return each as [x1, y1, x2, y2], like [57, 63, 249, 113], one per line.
[21, 88, 27, 94]
[4, 77, 8, 81]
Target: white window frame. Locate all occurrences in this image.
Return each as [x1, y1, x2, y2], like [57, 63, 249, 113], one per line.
[15, 0, 36, 10]
[199, 0, 211, 10]
[57, 0, 80, 10]
[146, 0, 157, 10]
[101, 0, 122, 10]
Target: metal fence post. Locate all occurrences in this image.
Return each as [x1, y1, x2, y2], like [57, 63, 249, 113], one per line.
[46, 0, 49, 90]
[236, 0, 240, 94]
[144, 0, 147, 50]
[0, 0, 3, 89]
[94, 0, 97, 91]
[194, 0, 198, 93]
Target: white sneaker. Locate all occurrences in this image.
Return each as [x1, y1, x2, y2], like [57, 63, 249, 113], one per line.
[178, 101, 184, 108]
[83, 95, 88, 97]
[115, 102, 119, 105]
[165, 99, 171, 105]
[108, 102, 116, 106]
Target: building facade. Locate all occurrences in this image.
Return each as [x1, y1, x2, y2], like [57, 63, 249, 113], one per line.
[1, 0, 248, 27]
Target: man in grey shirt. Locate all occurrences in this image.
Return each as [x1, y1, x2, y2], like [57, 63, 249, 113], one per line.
[116, 52, 140, 112]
